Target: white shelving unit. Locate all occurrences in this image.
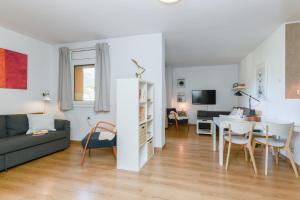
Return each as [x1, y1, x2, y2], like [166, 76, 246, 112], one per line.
[116, 78, 154, 172]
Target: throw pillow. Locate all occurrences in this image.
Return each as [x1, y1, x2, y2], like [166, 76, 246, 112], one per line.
[229, 108, 244, 118]
[229, 108, 238, 116]
[26, 114, 56, 135]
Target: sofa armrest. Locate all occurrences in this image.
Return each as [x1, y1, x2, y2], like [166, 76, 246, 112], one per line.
[55, 119, 70, 147]
[55, 119, 70, 132]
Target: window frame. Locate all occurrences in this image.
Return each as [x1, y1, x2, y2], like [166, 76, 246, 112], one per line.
[73, 64, 95, 102]
[71, 57, 96, 107]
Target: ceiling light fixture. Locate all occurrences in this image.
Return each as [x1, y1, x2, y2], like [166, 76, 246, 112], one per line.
[159, 0, 180, 4]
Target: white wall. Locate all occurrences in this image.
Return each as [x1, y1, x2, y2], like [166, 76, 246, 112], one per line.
[239, 24, 300, 164]
[0, 27, 53, 114]
[50, 34, 166, 148]
[169, 65, 238, 124]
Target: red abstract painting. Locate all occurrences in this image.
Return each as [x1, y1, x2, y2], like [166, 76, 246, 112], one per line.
[0, 48, 27, 89]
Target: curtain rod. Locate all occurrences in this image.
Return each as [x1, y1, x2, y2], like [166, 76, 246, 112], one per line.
[70, 47, 95, 52]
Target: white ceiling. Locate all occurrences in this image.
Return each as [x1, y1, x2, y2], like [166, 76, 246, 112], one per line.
[0, 0, 300, 67]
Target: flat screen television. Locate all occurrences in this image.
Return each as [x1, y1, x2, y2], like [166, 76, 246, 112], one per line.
[192, 90, 216, 105]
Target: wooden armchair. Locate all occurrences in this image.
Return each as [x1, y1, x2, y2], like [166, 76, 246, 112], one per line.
[81, 121, 117, 165]
[166, 108, 189, 133]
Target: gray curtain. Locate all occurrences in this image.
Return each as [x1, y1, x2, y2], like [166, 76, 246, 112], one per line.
[94, 43, 111, 112]
[58, 47, 73, 111]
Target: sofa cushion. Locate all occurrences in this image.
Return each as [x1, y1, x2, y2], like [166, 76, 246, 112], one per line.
[197, 110, 230, 120]
[197, 111, 209, 118]
[0, 116, 6, 138]
[6, 115, 29, 137]
[210, 111, 231, 117]
[0, 131, 67, 154]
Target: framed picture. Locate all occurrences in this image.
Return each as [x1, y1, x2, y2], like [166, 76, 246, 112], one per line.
[0, 48, 28, 89]
[177, 92, 186, 102]
[177, 78, 185, 88]
[256, 63, 267, 100]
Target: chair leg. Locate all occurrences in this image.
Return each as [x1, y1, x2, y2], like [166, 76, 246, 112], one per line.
[244, 145, 248, 162]
[81, 129, 94, 166]
[265, 145, 269, 176]
[175, 124, 179, 135]
[175, 120, 179, 130]
[225, 142, 231, 171]
[252, 140, 257, 154]
[247, 144, 258, 176]
[112, 146, 117, 159]
[81, 146, 88, 166]
[271, 147, 275, 156]
[287, 149, 299, 178]
[275, 147, 279, 165]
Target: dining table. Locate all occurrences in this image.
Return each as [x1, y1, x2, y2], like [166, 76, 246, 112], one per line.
[212, 116, 299, 166]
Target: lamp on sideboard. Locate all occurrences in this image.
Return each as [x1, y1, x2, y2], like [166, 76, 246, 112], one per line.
[178, 102, 186, 112]
[42, 90, 51, 113]
[234, 90, 260, 116]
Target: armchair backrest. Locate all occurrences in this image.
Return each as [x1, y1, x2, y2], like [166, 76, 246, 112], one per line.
[167, 108, 177, 116]
[166, 108, 177, 124]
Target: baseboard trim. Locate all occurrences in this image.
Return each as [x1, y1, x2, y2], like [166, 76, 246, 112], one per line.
[154, 143, 166, 152]
[70, 140, 81, 145]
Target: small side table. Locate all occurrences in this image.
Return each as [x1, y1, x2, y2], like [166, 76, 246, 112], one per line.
[196, 119, 213, 135]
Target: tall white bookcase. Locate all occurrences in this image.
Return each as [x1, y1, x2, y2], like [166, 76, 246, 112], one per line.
[116, 78, 154, 172]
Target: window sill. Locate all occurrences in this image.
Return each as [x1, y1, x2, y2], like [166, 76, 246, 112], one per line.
[73, 101, 94, 108]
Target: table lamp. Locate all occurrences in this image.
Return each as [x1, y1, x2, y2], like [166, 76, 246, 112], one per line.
[42, 90, 51, 113]
[234, 90, 260, 116]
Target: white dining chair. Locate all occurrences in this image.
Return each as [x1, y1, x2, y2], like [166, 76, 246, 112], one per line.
[253, 122, 299, 177]
[225, 121, 257, 176]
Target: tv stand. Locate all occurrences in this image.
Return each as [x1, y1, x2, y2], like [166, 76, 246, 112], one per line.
[196, 119, 213, 135]
[196, 110, 230, 135]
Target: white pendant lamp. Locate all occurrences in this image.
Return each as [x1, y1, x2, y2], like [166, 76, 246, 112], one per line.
[159, 0, 180, 4]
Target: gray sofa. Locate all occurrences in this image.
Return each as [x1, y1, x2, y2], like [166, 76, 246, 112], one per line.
[0, 114, 70, 171]
[197, 110, 231, 120]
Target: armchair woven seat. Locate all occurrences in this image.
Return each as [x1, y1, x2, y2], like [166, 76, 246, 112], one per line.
[80, 121, 117, 165]
[81, 132, 116, 149]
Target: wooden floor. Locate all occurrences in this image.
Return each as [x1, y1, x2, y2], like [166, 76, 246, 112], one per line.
[1, 126, 300, 200]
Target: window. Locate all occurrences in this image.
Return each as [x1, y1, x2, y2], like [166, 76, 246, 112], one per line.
[74, 64, 95, 101]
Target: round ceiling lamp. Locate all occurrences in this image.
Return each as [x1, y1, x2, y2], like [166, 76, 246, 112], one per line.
[159, 0, 180, 4]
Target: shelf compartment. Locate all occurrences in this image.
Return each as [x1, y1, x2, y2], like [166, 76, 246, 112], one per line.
[147, 138, 154, 159]
[139, 124, 147, 146]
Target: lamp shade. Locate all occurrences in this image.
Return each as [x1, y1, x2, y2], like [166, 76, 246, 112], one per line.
[43, 96, 51, 101]
[160, 0, 180, 3]
[234, 91, 243, 96]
